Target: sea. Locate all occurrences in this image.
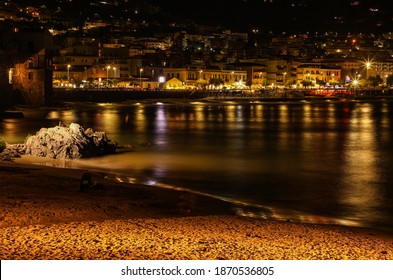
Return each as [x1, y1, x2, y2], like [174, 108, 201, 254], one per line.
[2, 98, 393, 234]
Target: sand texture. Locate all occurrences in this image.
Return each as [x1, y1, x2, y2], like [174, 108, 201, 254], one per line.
[1, 161, 393, 260]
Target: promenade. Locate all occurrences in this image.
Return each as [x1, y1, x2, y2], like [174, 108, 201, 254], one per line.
[52, 88, 393, 103]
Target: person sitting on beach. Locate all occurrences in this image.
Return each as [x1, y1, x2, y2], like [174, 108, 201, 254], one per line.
[80, 172, 93, 193]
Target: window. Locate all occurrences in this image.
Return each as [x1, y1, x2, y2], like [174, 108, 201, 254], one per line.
[27, 58, 34, 68]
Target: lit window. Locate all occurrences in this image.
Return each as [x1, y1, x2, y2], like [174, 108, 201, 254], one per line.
[28, 58, 34, 68]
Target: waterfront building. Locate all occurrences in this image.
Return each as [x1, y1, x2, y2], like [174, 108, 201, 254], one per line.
[226, 61, 268, 89]
[161, 67, 247, 90]
[0, 23, 54, 106]
[296, 64, 341, 87]
[372, 61, 393, 80]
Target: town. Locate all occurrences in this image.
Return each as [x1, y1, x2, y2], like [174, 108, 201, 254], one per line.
[1, 0, 393, 107]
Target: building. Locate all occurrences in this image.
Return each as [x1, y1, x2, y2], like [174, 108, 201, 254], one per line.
[226, 61, 268, 89]
[0, 23, 54, 107]
[297, 64, 342, 87]
[372, 60, 393, 80]
[161, 67, 247, 89]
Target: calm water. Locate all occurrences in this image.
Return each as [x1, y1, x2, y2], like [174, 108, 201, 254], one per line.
[2, 99, 393, 233]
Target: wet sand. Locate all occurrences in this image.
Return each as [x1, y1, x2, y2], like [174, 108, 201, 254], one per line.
[1, 161, 393, 260]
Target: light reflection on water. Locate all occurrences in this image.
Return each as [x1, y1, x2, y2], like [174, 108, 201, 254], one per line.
[3, 100, 393, 233]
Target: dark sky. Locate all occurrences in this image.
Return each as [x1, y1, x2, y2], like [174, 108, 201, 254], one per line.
[7, 0, 392, 33]
[149, 0, 392, 32]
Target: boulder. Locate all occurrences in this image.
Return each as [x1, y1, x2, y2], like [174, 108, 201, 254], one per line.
[24, 123, 117, 159]
[0, 143, 27, 161]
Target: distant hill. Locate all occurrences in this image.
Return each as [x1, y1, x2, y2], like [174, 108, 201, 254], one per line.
[5, 0, 392, 34]
[148, 0, 392, 33]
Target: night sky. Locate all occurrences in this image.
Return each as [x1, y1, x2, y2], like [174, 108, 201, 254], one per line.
[149, 0, 392, 32]
[6, 0, 392, 33]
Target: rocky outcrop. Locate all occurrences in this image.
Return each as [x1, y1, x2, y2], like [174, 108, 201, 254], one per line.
[0, 144, 27, 161]
[0, 123, 118, 161]
[23, 123, 117, 159]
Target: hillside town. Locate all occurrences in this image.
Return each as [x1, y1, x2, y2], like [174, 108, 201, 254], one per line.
[1, 0, 393, 106]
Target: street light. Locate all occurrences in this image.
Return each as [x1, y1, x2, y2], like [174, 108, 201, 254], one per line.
[67, 64, 71, 83]
[353, 79, 359, 95]
[159, 76, 165, 89]
[106, 65, 111, 86]
[366, 62, 371, 78]
[139, 68, 143, 89]
[283, 72, 287, 85]
[364, 58, 373, 79]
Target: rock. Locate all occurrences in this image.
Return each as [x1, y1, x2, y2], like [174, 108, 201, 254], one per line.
[24, 123, 117, 159]
[0, 143, 27, 161]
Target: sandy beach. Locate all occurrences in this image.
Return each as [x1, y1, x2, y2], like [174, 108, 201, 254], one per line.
[1, 160, 393, 260]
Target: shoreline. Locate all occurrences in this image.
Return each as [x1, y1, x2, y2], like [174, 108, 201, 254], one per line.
[1, 160, 393, 259]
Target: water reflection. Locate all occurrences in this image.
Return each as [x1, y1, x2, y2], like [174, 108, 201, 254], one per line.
[3, 100, 393, 233]
[154, 105, 168, 146]
[339, 102, 385, 225]
[1, 120, 20, 144]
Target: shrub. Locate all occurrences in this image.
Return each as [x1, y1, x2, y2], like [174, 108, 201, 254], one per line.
[0, 137, 6, 153]
[24, 133, 33, 144]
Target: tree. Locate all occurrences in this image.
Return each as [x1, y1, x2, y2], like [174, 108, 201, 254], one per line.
[316, 78, 326, 87]
[367, 75, 383, 88]
[301, 80, 312, 88]
[58, 73, 67, 80]
[386, 75, 393, 86]
[286, 79, 296, 88]
[262, 79, 270, 87]
[246, 80, 253, 91]
[74, 78, 83, 87]
[209, 78, 223, 89]
[197, 78, 208, 90]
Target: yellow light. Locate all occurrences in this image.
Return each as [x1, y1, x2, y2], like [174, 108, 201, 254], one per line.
[67, 65, 71, 81]
[139, 68, 143, 88]
[8, 68, 14, 84]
